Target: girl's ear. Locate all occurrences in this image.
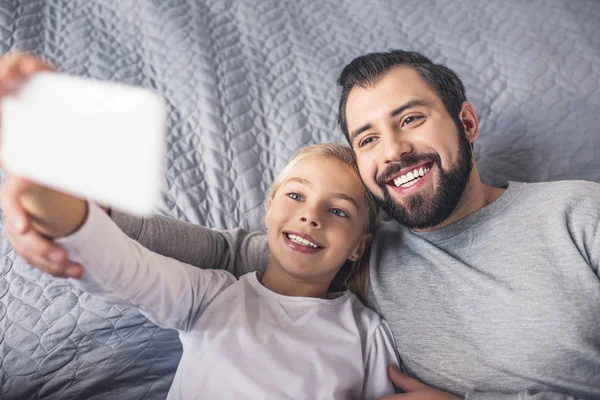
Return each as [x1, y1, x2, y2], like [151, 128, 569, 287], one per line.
[349, 233, 372, 262]
[264, 198, 272, 230]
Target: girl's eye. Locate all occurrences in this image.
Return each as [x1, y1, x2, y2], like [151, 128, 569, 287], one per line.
[331, 208, 348, 218]
[287, 193, 303, 201]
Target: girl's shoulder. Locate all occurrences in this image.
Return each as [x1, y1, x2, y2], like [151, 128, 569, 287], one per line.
[339, 291, 388, 335]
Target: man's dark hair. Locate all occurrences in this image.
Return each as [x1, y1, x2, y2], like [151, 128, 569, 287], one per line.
[337, 50, 467, 142]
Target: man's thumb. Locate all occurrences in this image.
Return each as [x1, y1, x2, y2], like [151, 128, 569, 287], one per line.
[388, 365, 427, 392]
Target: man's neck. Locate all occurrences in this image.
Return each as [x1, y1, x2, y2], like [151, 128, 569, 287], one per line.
[415, 170, 505, 232]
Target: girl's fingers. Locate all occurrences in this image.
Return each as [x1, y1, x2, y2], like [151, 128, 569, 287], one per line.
[17, 53, 54, 75]
[0, 51, 54, 94]
[5, 214, 83, 278]
[27, 254, 83, 279]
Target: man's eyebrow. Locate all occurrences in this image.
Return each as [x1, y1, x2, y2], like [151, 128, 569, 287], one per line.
[349, 99, 431, 143]
[389, 99, 430, 117]
[284, 177, 360, 210]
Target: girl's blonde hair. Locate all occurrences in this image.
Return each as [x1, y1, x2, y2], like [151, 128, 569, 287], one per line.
[266, 143, 378, 304]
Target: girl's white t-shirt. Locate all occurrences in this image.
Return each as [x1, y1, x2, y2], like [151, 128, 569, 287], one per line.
[57, 203, 399, 399]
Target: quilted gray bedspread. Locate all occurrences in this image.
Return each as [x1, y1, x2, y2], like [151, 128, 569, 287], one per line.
[0, 0, 598, 398]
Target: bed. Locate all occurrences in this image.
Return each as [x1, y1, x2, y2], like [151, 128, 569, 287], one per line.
[0, 0, 598, 398]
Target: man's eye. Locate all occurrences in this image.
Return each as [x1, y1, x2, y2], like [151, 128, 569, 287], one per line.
[331, 208, 348, 218]
[358, 136, 375, 148]
[401, 115, 422, 127]
[287, 193, 302, 201]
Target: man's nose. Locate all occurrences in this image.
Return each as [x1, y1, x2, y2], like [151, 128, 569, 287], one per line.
[382, 132, 412, 163]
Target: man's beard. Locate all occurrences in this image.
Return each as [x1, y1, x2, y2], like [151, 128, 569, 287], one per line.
[374, 125, 473, 230]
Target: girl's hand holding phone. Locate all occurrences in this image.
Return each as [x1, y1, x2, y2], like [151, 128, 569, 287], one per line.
[0, 50, 167, 278]
[0, 52, 87, 242]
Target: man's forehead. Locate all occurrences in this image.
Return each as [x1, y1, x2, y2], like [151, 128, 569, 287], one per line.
[348, 67, 435, 105]
[345, 67, 439, 131]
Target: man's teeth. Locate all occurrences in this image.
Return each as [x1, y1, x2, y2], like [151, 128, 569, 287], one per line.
[393, 167, 430, 188]
[287, 234, 318, 248]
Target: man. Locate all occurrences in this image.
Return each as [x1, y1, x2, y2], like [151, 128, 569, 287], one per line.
[2, 50, 599, 399]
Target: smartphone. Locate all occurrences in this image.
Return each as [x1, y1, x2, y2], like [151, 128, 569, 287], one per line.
[1, 72, 167, 216]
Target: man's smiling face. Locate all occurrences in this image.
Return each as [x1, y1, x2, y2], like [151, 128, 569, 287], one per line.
[345, 66, 473, 230]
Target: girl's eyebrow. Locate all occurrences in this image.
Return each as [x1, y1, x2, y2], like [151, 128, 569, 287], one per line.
[286, 177, 360, 211]
[286, 177, 311, 187]
[332, 193, 360, 211]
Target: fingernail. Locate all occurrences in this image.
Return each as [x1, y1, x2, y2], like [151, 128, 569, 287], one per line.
[48, 252, 63, 263]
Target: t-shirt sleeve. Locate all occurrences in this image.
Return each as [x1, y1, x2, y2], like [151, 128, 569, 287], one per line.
[111, 209, 269, 278]
[362, 320, 400, 399]
[56, 203, 237, 332]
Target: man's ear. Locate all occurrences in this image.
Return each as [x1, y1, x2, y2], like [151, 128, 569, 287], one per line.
[459, 101, 479, 144]
[349, 233, 372, 262]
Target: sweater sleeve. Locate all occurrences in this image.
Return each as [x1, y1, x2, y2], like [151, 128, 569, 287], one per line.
[362, 320, 399, 399]
[56, 203, 237, 332]
[591, 218, 599, 278]
[580, 184, 600, 277]
[111, 210, 269, 278]
[466, 391, 580, 400]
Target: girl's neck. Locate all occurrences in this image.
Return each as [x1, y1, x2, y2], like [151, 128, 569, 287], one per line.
[260, 265, 330, 299]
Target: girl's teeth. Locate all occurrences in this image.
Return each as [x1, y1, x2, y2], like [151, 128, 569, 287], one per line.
[287, 234, 318, 248]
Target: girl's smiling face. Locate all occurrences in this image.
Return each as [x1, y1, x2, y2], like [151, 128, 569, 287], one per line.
[264, 155, 371, 295]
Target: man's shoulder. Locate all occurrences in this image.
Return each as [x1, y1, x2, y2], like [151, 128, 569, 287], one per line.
[514, 180, 600, 203]
[520, 179, 600, 189]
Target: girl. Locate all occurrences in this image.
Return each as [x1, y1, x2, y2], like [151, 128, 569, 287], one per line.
[11, 126, 398, 398]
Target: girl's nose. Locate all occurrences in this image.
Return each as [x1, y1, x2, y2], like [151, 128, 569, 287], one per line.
[300, 216, 319, 228]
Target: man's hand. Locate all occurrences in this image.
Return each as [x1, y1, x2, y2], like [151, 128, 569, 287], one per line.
[1, 176, 84, 278]
[378, 365, 463, 400]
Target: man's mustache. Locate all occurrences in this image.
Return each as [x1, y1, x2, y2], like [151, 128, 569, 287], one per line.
[376, 153, 441, 187]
